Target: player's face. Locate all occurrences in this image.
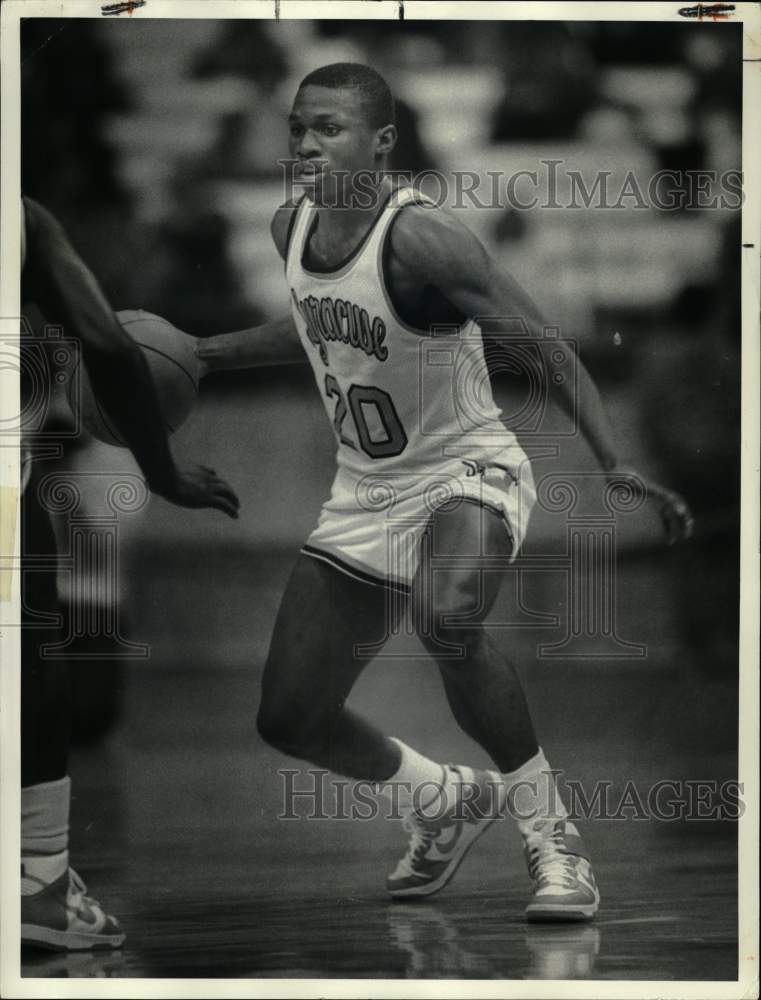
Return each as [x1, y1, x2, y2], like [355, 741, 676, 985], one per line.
[289, 86, 388, 201]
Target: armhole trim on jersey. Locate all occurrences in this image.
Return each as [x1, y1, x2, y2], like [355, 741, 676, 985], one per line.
[284, 207, 298, 260]
[379, 199, 468, 339]
[283, 195, 307, 273]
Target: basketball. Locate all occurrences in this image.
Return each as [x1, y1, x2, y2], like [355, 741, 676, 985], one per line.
[67, 310, 200, 447]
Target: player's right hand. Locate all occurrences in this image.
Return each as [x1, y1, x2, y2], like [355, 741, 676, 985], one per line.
[605, 465, 693, 545]
[153, 464, 240, 519]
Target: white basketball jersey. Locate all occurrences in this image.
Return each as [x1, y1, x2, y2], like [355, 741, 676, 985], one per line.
[285, 185, 528, 481]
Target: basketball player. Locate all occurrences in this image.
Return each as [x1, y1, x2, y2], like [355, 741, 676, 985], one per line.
[197, 64, 692, 920]
[19, 196, 239, 950]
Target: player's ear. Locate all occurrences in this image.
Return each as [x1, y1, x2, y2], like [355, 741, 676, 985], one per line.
[374, 124, 397, 160]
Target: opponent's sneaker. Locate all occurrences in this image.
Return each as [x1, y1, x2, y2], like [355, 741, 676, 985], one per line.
[21, 865, 125, 951]
[387, 765, 505, 899]
[522, 819, 600, 922]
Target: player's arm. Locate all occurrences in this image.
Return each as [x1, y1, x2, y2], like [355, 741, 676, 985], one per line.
[391, 205, 618, 469]
[196, 205, 307, 375]
[196, 314, 305, 374]
[390, 206, 692, 543]
[21, 197, 238, 518]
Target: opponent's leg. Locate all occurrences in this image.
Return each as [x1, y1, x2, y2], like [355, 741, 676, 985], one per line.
[21, 485, 70, 788]
[398, 501, 599, 920]
[20, 480, 124, 951]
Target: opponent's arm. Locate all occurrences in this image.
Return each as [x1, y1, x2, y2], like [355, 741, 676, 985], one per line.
[22, 196, 239, 518]
[196, 204, 308, 376]
[391, 205, 692, 543]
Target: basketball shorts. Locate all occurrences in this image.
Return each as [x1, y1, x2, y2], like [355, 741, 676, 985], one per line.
[302, 452, 536, 592]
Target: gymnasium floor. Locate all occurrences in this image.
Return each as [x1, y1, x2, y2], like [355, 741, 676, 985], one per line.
[20, 547, 740, 982]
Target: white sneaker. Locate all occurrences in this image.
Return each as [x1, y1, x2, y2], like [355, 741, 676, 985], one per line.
[387, 765, 505, 898]
[523, 819, 600, 922]
[21, 865, 125, 951]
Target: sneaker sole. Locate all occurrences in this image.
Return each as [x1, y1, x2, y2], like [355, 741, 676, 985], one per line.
[21, 923, 126, 952]
[388, 814, 500, 900]
[525, 894, 600, 923]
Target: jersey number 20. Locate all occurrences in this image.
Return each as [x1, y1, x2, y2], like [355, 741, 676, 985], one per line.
[324, 374, 407, 459]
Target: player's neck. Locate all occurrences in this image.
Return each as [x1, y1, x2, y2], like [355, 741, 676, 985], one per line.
[314, 172, 393, 234]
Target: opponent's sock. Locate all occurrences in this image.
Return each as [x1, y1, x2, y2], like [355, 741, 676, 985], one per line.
[21, 851, 69, 893]
[379, 738, 458, 815]
[501, 748, 569, 837]
[21, 776, 71, 892]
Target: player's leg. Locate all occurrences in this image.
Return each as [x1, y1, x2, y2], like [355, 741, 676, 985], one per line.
[260, 551, 495, 898]
[259, 550, 473, 803]
[414, 501, 537, 772]
[396, 500, 599, 920]
[386, 502, 527, 898]
[256, 552, 402, 782]
[20, 477, 124, 952]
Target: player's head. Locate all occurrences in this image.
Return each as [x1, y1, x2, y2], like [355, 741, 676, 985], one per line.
[289, 63, 397, 199]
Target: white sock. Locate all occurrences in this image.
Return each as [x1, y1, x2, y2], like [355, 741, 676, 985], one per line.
[21, 776, 71, 856]
[502, 748, 568, 838]
[21, 851, 69, 892]
[379, 738, 457, 815]
[21, 776, 72, 893]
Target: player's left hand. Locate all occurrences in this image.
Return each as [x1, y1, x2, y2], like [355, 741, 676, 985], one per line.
[605, 465, 693, 545]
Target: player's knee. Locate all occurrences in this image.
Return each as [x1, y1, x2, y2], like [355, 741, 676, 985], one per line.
[413, 578, 478, 640]
[412, 571, 484, 635]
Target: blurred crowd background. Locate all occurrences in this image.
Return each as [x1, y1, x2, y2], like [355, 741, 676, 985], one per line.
[20, 19, 741, 792]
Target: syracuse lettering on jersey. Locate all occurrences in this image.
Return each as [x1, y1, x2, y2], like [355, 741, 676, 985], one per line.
[291, 290, 389, 367]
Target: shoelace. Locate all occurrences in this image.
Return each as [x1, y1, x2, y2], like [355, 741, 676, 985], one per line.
[391, 769, 455, 880]
[68, 869, 99, 913]
[527, 829, 576, 889]
[392, 813, 438, 879]
[70, 868, 87, 894]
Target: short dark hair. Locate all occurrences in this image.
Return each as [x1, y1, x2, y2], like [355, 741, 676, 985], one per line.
[298, 62, 395, 129]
